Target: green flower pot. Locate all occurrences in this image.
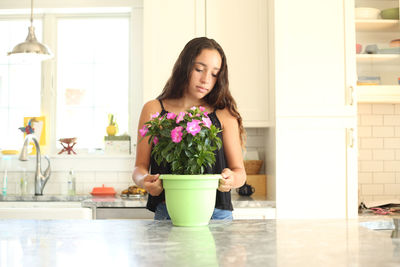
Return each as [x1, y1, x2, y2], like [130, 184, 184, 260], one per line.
[160, 174, 221, 227]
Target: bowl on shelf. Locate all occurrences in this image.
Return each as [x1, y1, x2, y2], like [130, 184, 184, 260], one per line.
[390, 39, 400, 47]
[356, 43, 362, 54]
[378, 47, 400, 54]
[381, 8, 399, 19]
[355, 7, 381, 19]
[365, 44, 378, 54]
[357, 76, 381, 86]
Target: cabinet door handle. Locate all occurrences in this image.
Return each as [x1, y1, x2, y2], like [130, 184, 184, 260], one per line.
[347, 128, 354, 148]
[348, 85, 354, 106]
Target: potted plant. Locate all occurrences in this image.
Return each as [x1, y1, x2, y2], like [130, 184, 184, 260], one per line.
[107, 114, 118, 136]
[140, 106, 222, 226]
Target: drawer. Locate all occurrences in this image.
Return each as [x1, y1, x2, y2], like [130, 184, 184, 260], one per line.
[95, 207, 154, 219]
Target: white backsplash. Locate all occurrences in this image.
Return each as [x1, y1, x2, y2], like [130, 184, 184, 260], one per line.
[1, 128, 266, 196]
[358, 103, 400, 203]
[0, 155, 135, 196]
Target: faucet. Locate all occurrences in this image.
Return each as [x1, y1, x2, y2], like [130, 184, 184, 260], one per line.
[19, 134, 51, 195]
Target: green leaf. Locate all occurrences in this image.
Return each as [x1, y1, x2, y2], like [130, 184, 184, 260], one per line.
[199, 130, 206, 138]
[161, 142, 174, 157]
[190, 164, 198, 174]
[166, 153, 173, 162]
[204, 138, 210, 147]
[172, 161, 180, 172]
[184, 149, 191, 157]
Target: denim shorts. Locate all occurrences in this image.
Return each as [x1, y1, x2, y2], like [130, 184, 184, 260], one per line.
[154, 202, 233, 221]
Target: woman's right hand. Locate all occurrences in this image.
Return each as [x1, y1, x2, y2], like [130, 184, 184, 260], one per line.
[143, 174, 163, 196]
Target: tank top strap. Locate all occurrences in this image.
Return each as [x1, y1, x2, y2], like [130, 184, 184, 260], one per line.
[158, 99, 166, 112]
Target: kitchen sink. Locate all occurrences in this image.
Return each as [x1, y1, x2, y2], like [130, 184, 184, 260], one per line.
[0, 201, 92, 220]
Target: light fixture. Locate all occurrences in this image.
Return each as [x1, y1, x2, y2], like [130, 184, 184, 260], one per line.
[7, 0, 53, 61]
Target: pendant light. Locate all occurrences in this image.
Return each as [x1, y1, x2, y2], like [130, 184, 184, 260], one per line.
[7, 0, 53, 61]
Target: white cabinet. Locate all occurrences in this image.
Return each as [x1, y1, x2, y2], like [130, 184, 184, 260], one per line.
[274, 0, 356, 117]
[206, 0, 270, 127]
[143, 0, 270, 127]
[0, 202, 92, 219]
[143, 0, 203, 102]
[355, 0, 400, 103]
[272, 0, 358, 219]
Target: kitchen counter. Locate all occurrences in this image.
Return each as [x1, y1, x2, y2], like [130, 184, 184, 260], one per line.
[0, 195, 91, 202]
[81, 193, 275, 208]
[0, 194, 275, 209]
[1, 217, 400, 266]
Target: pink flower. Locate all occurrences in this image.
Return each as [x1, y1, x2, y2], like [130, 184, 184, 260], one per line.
[204, 111, 208, 117]
[171, 126, 183, 143]
[199, 106, 205, 112]
[153, 136, 159, 145]
[139, 125, 148, 137]
[151, 112, 160, 119]
[186, 120, 201, 136]
[176, 112, 185, 123]
[188, 113, 193, 117]
[202, 117, 212, 128]
[167, 112, 176, 120]
[190, 106, 196, 110]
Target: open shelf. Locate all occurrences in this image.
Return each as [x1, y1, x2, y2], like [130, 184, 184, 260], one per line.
[357, 85, 400, 103]
[356, 19, 399, 31]
[356, 54, 400, 64]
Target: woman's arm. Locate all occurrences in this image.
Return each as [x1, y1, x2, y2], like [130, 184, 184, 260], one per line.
[217, 108, 247, 191]
[132, 100, 163, 196]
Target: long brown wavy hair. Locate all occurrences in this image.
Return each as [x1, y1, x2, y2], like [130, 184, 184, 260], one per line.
[157, 37, 246, 147]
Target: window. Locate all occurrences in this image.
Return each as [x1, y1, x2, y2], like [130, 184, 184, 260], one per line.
[56, 16, 129, 149]
[0, 20, 42, 149]
[0, 12, 131, 152]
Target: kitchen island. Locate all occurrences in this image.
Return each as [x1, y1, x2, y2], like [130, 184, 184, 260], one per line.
[1, 218, 400, 266]
[0, 194, 276, 220]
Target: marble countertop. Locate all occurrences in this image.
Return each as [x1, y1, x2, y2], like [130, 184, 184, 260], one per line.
[0, 193, 275, 209]
[81, 193, 275, 209]
[1, 217, 400, 267]
[0, 195, 91, 202]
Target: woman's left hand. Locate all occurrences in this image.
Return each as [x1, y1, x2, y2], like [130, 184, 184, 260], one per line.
[218, 168, 235, 192]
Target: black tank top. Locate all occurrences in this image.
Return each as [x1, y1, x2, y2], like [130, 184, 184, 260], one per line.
[146, 99, 233, 212]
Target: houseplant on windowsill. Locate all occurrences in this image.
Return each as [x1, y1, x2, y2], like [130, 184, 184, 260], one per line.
[107, 114, 118, 136]
[140, 106, 222, 226]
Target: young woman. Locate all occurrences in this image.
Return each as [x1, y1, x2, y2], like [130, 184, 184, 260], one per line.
[132, 37, 246, 220]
